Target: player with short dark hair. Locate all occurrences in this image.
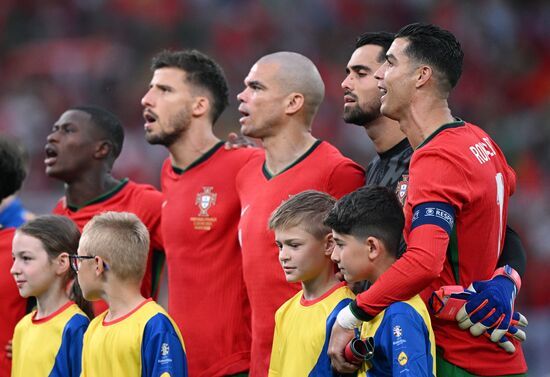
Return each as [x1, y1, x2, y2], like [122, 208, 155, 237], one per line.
[236, 51, 365, 376]
[343, 31, 412, 197]
[143, 49, 257, 377]
[45, 105, 165, 315]
[341, 30, 526, 294]
[330, 23, 527, 377]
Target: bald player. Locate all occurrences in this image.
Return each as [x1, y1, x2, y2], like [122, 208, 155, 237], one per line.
[236, 52, 365, 376]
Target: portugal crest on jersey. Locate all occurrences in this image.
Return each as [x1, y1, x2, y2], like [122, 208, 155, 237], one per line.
[396, 174, 409, 206]
[195, 186, 217, 216]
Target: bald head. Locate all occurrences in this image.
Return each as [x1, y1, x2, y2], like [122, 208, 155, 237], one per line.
[258, 52, 325, 120]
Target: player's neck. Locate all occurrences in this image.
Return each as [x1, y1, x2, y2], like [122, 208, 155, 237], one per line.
[399, 98, 454, 149]
[65, 172, 120, 208]
[301, 265, 340, 301]
[263, 129, 317, 175]
[168, 124, 220, 169]
[364, 116, 405, 154]
[35, 281, 70, 320]
[103, 283, 146, 322]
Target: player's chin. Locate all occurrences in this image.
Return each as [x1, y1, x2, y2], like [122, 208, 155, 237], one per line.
[45, 164, 54, 174]
[45, 166, 63, 179]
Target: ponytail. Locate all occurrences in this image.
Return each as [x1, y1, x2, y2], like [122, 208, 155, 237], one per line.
[70, 279, 94, 320]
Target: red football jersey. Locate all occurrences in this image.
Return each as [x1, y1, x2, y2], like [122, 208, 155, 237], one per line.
[53, 179, 164, 315]
[0, 228, 27, 377]
[236, 140, 365, 377]
[161, 143, 259, 377]
[356, 121, 525, 375]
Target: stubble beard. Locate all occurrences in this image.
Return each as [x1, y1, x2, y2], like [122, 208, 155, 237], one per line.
[342, 99, 382, 126]
[145, 108, 191, 147]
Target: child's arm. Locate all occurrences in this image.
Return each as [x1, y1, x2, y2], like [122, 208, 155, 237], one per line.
[67, 315, 89, 377]
[51, 314, 89, 377]
[142, 313, 188, 377]
[381, 304, 434, 377]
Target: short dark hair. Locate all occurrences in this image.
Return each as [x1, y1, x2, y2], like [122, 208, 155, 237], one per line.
[355, 31, 395, 63]
[324, 186, 404, 258]
[0, 136, 26, 201]
[69, 105, 125, 162]
[395, 22, 463, 92]
[269, 190, 336, 240]
[151, 49, 229, 124]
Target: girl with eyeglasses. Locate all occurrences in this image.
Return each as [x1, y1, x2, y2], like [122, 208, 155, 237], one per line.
[10, 215, 92, 377]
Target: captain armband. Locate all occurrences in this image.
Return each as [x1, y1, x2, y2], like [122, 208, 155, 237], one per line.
[411, 202, 456, 236]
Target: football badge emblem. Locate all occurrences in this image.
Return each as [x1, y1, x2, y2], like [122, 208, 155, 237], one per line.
[195, 186, 217, 216]
[395, 174, 409, 206]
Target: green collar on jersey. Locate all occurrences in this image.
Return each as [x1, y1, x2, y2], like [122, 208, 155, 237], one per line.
[67, 178, 129, 212]
[172, 141, 224, 175]
[262, 139, 322, 180]
[416, 119, 464, 150]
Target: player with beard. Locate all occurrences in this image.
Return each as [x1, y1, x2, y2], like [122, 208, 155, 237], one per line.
[236, 51, 365, 377]
[343, 32, 412, 197]
[330, 24, 527, 376]
[142, 49, 257, 377]
[44, 106, 164, 316]
[341, 32, 526, 297]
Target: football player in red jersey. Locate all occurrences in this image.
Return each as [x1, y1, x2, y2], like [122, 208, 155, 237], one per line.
[142, 49, 256, 377]
[45, 106, 164, 316]
[329, 23, 527, 377]
[236, 51, 365, 377]
[0, 136, 28, 377]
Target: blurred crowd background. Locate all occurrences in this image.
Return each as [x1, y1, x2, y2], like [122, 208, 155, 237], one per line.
[0, 0, 548, 374]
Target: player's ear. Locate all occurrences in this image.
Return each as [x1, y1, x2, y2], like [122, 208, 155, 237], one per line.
[284, 93, 305, 116]
[93, 140, 113, 160]
[324, 233, 335, 256]
[192, 96, 209, 118]
[415, 65, 432, 89]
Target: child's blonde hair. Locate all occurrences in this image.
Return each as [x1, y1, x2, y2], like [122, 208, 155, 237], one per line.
[80, 211, 149, 283]
[268, 190, 336, 239]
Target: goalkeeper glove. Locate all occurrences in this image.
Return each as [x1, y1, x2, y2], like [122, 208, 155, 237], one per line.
[429, 284, 528, 353]
[456, 265, 521, 342]
[486, 311, 528, 353]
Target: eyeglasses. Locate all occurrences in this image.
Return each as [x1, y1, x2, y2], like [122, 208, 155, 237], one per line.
[69, 255, 109, 273]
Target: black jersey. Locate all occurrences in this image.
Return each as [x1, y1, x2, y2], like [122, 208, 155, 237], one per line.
[365, 137, 412, 196]
[353, 138, 412, 294]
